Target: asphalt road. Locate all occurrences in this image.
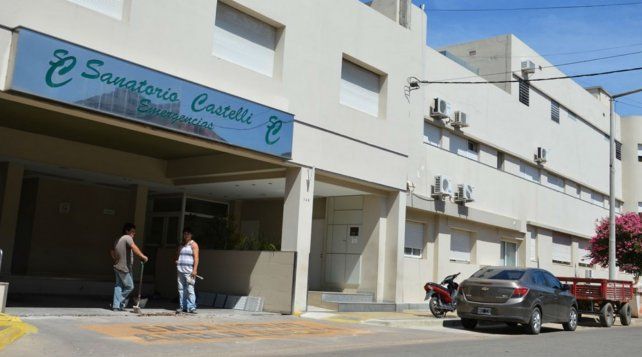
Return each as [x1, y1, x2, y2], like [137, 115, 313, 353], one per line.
[310, 323, 642, 357]
[3, 310, 640, 357]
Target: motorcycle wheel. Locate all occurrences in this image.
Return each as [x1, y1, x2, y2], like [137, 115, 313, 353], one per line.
[429, 296, 446, 318]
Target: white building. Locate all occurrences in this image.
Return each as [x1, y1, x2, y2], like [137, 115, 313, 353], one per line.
[0, 0, 634, 314]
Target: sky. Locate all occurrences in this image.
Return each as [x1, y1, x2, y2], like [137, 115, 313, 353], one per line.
[394, 0, 642, 115]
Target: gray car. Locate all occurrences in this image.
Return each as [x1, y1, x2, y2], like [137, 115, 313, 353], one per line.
[457, 267, 578, 334]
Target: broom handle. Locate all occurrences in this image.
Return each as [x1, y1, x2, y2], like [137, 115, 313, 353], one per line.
[137, 261, 145, 300]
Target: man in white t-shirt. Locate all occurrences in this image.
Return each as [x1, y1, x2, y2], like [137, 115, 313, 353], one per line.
[110, 223, 148, 311]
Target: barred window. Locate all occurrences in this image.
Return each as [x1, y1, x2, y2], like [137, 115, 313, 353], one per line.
[551, 101, 560, 123]
[616, 140, 622, 161]
[519, 79, 529, 106]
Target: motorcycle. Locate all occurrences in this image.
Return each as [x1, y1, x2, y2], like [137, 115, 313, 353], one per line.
[424, 272, 460, 318]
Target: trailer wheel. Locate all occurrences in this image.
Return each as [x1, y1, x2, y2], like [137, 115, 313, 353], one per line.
[599, 303, 615, 327]
[619, 303, 632, 326]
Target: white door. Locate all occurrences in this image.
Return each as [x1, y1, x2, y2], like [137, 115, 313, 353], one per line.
[324, 224, 365, 288]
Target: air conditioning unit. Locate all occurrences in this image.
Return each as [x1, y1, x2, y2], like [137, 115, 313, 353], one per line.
[431, 98, 452, 119]
[432, 175, 453, 199]
[534, 147, 547, 164]
[521, 60, 536, 75]
[454, 184, 474, 204]
[451, 111, 469, 128]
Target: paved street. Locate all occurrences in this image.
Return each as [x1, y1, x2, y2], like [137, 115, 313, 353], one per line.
[2, 308, 639, 356]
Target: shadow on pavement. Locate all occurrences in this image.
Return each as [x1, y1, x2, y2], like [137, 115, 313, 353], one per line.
[441, 319, 565, 335]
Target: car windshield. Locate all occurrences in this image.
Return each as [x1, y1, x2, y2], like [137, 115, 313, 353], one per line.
[471, 269, 525, 280]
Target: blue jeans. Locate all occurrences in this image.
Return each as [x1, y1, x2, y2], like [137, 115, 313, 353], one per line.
[177, 272, 196, 311]
[113, 269, 134, 310]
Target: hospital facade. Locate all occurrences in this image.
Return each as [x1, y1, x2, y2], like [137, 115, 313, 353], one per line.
[0, 0, 637, 313]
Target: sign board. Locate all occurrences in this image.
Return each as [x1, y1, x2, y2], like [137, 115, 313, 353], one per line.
[8, 29, 293, 158]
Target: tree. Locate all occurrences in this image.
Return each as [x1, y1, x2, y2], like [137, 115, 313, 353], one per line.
[589, 212, 642, 281]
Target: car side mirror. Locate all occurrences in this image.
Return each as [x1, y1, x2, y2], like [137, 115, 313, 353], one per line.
[561, 284, 570, 291]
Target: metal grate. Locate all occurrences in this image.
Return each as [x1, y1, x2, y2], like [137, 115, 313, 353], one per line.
[616, 140, 622, 160]
[551, 100, 560, 123]
[519, 79, 529, 106]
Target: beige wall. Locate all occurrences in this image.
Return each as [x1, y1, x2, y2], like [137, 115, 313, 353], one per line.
[25, 177, 135, 277]
[622, 116, 642, 213]
[0, 0, 427, 191]
[155, 248, 295, 314]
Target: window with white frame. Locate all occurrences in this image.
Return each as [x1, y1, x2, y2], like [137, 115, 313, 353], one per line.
[578, 240, 593, 267]
[450, 135, 479, 160]
[450, 229, 472, 262]
[638, 202, 642, 213]
[590, 191, 604, 207]
[520, 162, 540, 183]
[638, 144, 642, 162]
[404, 221, 424, 258]
[340, 59, 381, 117]
[529, 228, 538, 262]
[67, 0, 125, 19]
[565, 180, 581, 198]
[500, 241, 518, 266]
[213, 2, 277, 77]
[545, 172, 564, 192]
[552, 234, 572, 265]
[423, 123, 441, 147]
[616, 200, 623, 213]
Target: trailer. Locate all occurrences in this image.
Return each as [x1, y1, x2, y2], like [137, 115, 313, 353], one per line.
[557, 277, 634, 327]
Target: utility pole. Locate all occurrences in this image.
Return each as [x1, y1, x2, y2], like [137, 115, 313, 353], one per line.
[609, 87, 642, 280]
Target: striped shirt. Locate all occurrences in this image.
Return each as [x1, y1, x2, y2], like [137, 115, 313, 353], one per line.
[177, 241, 195, 274]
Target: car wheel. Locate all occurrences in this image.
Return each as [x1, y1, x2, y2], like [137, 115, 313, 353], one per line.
[619, 303, 632, 326]
[461, 318, 477, 330]
[599, 303, 615, 328]
[429, 296, 446, 318]
[562, 306, 578, 331]
[524, 307, 542, 335]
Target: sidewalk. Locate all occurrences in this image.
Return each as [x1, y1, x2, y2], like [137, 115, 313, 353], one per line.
[301, 310, 461, 330]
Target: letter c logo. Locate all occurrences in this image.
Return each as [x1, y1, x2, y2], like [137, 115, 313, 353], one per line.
[45, 49, 77, 88]
[265, 116, 283, 145]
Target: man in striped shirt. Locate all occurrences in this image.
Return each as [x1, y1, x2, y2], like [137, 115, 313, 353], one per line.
[176, 227, 199, 313]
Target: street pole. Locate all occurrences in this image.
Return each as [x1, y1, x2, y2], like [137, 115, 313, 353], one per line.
[608, 87, 642, 280]
[609, 97, 616, 280]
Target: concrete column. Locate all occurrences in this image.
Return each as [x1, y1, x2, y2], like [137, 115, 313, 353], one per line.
[281, 167, 315, 314]
[382, 191, 406, 302]
[0, 162, 24, 275]
[132, 185, 148, 247]
[433, 215, 450, 282]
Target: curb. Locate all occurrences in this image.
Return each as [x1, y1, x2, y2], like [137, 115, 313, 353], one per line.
[0, 314, 37, 350]
[364, 317, 461, 329]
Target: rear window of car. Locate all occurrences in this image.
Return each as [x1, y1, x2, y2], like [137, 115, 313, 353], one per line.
[471, 269, 525, 280]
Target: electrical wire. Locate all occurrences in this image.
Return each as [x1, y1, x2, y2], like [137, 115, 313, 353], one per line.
[432, 49, 642, 82]
[457, 41, 642, 59]
[616, 100, 642, 110]
[428, 1, 642, 12]
[415, 66, 642, 84]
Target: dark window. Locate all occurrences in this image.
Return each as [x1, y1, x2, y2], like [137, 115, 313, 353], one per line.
[497, 152, 505, 170]
[638, 144, 642, 162]
[468, 140, 479, 153]
[543, 272, 562, 289]
[519, 79, 529, 106]
[616, 141, 622, 161]
[471, 268, 525, 280]
[551, 101, 560, 123]
[529, 271, 547, 286]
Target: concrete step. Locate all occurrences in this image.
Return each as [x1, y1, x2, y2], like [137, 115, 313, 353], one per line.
[320, 292, 374, 303]
[337, 302, 396, 312]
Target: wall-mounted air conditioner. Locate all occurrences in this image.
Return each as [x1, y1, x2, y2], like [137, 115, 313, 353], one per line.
[451, 111, 469, 128]
[454, 184, 474, 204]
[521, 60, 536, 75]
[534, 147, 547, 164]
[431, 98, 452, 119]
[432, 175, 453, 199]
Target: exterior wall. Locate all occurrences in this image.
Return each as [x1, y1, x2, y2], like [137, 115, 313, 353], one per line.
[0, 0, 427, 191]
[155, 248, 296, 314]
[23, 177, 135, 277]
[622, 116, 642, 213]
